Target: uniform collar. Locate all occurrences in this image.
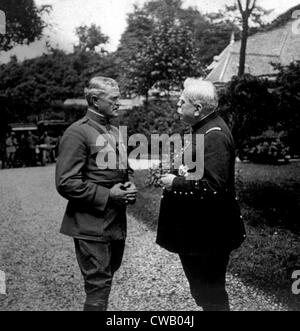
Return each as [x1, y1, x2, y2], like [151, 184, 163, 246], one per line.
[86, 108, 111, 129]
[192, 111, 218, 132]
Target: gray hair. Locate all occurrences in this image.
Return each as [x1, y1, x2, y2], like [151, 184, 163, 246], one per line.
[84, 76, 120, 106]
[183, 78, 218, 113]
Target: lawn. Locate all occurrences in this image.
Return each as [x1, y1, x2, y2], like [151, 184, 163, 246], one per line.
[127, 162, 300, 311]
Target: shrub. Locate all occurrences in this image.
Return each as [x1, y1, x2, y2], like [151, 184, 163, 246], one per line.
[242, 131, 290, 164]
[118, 99, 188, 138]
[218, 63, 300, 161]
[218, 74, 276, 155]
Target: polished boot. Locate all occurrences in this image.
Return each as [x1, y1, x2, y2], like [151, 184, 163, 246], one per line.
[83, 303, 107, 311]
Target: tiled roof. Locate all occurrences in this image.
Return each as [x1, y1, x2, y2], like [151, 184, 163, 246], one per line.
[206, 20, 300, 82]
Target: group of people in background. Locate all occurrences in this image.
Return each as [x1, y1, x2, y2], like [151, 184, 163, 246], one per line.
[2, 131, 60, 169]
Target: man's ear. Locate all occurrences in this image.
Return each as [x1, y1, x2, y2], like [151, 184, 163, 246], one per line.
[194, 104, 202, 118]
[91, 95, 98, 108]
[195, 103, 203, 117]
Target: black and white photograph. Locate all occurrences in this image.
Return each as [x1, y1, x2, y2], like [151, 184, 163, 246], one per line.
[0, 0, 299, 315]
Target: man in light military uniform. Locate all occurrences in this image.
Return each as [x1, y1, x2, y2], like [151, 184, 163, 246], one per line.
[56, 77, 137, 311]
[157, 78, 246, 311]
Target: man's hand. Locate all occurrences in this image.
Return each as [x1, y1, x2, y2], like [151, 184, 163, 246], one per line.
[161, 174, 176, 188]
[122, 182, 138, 205]
[110, 183, 137, 206]
[122, 182, 137, 191]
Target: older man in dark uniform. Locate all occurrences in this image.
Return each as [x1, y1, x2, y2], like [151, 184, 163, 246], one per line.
[157, 78, 246, 311]
[56, 77, 137, 311]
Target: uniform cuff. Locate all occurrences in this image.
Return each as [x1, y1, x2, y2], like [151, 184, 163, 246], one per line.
[93, 186, 111, 212]
[172, 176, 186, 191]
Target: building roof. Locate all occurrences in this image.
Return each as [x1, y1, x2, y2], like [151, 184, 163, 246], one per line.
[206, 19, 300, 82]
[9, 123, 38, 131]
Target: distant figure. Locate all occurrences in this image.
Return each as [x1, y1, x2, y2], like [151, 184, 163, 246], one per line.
[17, 133, 28, 167]
[41, 131, 54, 165]
[26, 131, 38, 166]
[157, 78, 246, 311]
[5, 132, 18, 168]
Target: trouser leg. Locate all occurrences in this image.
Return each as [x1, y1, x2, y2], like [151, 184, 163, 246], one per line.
[179, 252, 230, 311]
[74, 239, 125, 311]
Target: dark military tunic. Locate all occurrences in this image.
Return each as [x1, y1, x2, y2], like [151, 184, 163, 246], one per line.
[156, 112, 246, 254]
[56, 109, 130, 242]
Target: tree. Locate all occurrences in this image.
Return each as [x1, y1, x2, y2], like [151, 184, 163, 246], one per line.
[0, 49, 118, 124]
[208, 1, 271, 75]
[118, 0, 209, 97]
[196, 13, 240, 66]
[144, 0, 183, 23]
[116, 5, 154, 92]
[218, 62, 300, 158]
[0, 0, 50, 51]
[218, 74, 275, 153]
[75, 24, 109, 53]
[272, 61, 300, 156]
[118, 0, 256, 87]
[124, 21, 203, 99]
[237, 0, 257, 76]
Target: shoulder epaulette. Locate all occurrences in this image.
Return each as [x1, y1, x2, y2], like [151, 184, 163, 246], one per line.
[205, 127, 222, 135]
[78, 117, 89, 124]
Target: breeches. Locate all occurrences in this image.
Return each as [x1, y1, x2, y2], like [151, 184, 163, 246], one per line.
[74, 239, 125, 310]
[179, 251, 230, 311]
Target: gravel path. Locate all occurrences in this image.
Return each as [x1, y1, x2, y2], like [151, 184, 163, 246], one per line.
[0, 166, 288, 311]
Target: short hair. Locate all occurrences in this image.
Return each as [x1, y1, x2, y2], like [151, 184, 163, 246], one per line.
[84, 76, 120, 106]
[183, 78, 218, 113]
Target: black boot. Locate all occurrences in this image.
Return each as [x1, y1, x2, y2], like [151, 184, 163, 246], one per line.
[83, 303, 107, 311]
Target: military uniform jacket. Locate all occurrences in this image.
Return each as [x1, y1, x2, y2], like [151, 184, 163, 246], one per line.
[56, 110, 130, 242]
[156, 112, 246, 254]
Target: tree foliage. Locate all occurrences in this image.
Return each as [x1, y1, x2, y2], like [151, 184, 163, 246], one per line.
[118, 0, 216, 97]
[117, 0, 271, 94]
[0, 0, 50, 51]
[75, 24, 109, 53]
[272, 61, 300, 155]
[119, 99, 188, 140]
[0, 50, 118, 124]
[124, 21, 203, 98]
[218, 74, 275, 152]
[208, 1, 271, 76]
[218, 61, 300, 158]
